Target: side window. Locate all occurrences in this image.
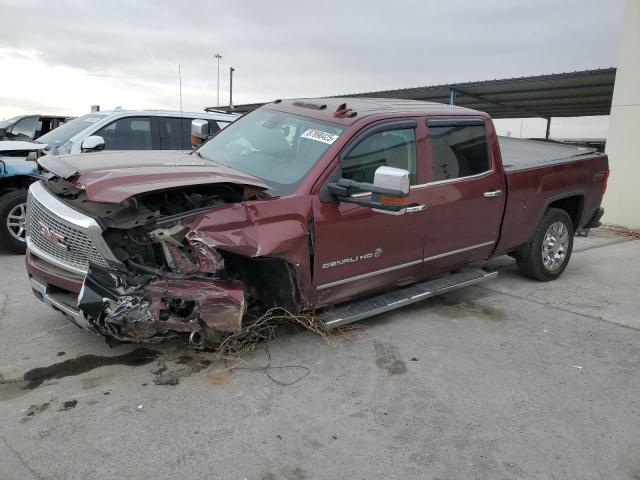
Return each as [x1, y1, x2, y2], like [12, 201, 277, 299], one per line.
[35, 118, 53, 138]
[10, 116, 38, 139]
[95, 116, 152, 150]
[342, 128, 417, 184]
[216, 121, 231, 130]
[159, 117, 184, 150]
[428, 124, 490, 182]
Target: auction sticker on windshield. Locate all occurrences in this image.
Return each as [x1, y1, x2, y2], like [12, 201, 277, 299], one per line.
[301, 129, 339, 145]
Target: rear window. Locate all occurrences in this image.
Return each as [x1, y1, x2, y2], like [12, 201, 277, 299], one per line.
[428, 124, 490, 182]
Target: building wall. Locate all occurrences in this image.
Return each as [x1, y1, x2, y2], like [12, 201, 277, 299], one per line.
[603, 0, 640, 229]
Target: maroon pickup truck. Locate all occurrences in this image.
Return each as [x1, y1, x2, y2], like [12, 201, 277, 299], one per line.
[25, 98, 608, 346]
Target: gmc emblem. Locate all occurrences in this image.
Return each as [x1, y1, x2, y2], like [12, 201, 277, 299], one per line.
[38, 222, 69, 251]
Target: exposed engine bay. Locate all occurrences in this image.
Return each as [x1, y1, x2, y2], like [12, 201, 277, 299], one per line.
[42, 178, 303, 347]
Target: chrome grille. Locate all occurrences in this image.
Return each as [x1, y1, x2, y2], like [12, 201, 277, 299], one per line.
[27, 193, 108, 271]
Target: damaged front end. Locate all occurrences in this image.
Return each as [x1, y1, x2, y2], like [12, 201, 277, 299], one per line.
[30, 176, 310, 348]
[78, 263, 245, 346]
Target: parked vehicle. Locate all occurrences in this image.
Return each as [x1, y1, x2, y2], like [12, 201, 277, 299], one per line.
[0, 108, 238, 253]
[0, 115, 72, 142]
[24, 98, 608, 346]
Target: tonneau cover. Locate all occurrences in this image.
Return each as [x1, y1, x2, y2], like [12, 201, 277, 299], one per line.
[498, 137, 599, 171]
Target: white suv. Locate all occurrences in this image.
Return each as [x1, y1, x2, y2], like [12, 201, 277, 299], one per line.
[37, 108, 238, 155]
[0, 109, 238, 253]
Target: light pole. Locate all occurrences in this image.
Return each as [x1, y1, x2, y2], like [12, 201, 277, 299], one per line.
[214, 53, 222, 107]
[229, 67, 235, 109]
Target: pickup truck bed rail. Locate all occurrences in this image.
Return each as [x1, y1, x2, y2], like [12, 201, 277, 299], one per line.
[498, 136, 603, 172]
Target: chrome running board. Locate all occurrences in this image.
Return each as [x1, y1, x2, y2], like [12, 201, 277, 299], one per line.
[320, 268, 498, 330]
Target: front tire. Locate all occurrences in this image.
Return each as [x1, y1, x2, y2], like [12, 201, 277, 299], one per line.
[0, 189, 28, 254]
[516, 208, 574, 281]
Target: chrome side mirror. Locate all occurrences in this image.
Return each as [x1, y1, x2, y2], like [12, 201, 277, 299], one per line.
[327, 166, 411, 214]
[191, 119, 210, 148]
[370, 166, 410, 215]
[81, 135, 105, 153]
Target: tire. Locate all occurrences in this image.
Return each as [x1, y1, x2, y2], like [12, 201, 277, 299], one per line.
[516, 208, 574, 282]
[0, 189, 28, 254]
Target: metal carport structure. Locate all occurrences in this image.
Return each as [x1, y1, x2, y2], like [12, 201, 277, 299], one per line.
[213, 68, 616, 139]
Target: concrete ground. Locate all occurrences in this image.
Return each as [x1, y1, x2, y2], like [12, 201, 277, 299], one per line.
[0, 229, 639, 480]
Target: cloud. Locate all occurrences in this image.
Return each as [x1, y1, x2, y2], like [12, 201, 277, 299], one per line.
[0, 0, 624, 137]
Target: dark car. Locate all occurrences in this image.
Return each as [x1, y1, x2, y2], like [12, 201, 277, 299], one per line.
[0, 115, 72, 141]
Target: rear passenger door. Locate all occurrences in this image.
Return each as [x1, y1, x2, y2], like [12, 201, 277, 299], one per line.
[94, 116, 155, 150]
[159, 117, 223, 150]
[158, 117, 189, 150]
[419, 117, 505, 276]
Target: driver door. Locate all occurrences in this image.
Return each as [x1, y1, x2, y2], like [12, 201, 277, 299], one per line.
[312, 119, 429, 307]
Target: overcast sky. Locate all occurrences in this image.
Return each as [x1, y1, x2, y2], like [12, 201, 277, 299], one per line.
[0, 0, 625, 137]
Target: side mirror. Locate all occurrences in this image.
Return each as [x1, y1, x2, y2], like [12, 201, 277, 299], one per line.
[0, 127, 6, 138]
[191, 119, 210, 148]
[81, 135, 105, 153]
[327, 166, 411, 214]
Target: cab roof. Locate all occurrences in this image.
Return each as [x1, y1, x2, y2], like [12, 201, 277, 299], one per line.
[263, 97, 488, 125]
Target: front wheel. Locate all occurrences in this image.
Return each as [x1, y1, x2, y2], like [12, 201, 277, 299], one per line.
[0, 189, 28, 254]
[516, 208, 574, 281]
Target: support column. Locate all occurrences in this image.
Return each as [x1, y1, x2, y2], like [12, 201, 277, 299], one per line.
[603, 0, 640, 229]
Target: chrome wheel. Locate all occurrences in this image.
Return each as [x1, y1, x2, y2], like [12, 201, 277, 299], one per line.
[7, 202, 27, 243]
[542, 221, 569, 272]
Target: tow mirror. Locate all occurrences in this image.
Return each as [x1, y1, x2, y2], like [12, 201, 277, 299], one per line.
[327, 166, 411, 214]
[81, 135, 105, 153]
[191, 119, 210, 148]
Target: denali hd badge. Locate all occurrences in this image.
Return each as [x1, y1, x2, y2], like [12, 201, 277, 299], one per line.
[322, 248, 382, 269]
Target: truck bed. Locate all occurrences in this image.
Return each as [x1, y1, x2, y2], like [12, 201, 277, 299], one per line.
[498, 136, 600, 172]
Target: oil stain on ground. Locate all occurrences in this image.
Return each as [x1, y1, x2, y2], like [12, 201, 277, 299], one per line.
[19, 400, 52, 423]
[373, 340, 407, 375]
[430, 295, 507, 322]
[0, 348, 161, 400]
[152, 355, 212, 386]
[59, 400, 78, 411]
[22, 348, 161, 389]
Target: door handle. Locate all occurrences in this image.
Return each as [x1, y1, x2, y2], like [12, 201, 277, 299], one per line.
[484, 190, 503, 198]
[405, 204, 426, 213]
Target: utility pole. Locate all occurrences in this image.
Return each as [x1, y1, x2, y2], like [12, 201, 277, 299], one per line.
[214, 53, 222, 107]
[229, 67, 235, 109]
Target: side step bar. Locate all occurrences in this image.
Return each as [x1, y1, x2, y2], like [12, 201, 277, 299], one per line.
[320, 268, 498, 330]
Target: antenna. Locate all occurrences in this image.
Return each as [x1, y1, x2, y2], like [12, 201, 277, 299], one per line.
[178, 64, 183, 116]
[179, 64, 184, 151]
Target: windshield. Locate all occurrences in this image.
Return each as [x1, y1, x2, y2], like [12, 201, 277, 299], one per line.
[196, 108, 346, 195]
[37, 113, 106, 146]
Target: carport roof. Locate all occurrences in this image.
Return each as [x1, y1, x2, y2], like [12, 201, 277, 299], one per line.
[213, 68, 616, 119]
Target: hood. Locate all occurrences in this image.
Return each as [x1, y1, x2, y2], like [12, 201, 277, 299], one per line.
[38, 150, 269, 204]
[0, 140, 46, 153]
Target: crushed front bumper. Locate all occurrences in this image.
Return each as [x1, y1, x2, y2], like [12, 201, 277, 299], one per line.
[28, 253, 246, 344]
[30, 276, 99, 334]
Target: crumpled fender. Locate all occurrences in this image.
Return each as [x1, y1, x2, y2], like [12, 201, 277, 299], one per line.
[144, 279, 245, 333]
[185, 195, 315, 306]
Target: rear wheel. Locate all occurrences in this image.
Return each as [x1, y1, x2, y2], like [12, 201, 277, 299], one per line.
[516, 208, 574, 281]
[0, 189, 28, 254]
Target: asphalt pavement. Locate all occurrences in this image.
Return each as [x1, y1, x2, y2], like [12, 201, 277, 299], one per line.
[0, 229, 639, 480]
